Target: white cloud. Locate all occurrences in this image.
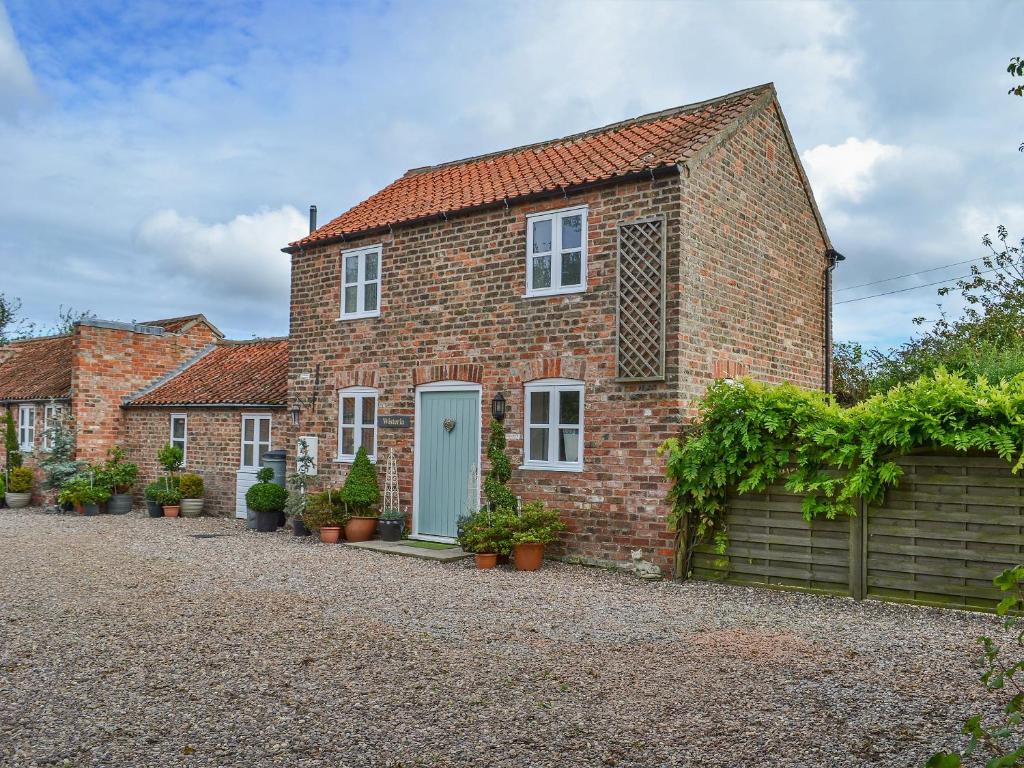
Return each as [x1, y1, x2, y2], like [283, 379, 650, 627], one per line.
[802, 137, 902, 208]
[135, 206, 305, 302]
[0, 3, 37, 118]
[960, 205, 1024, 245]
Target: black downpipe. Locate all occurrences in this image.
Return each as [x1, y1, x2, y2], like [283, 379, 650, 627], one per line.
[823, 248, 845, 394]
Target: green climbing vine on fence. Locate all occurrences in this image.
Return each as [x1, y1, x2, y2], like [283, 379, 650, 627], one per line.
[659, 370, 1024, 576]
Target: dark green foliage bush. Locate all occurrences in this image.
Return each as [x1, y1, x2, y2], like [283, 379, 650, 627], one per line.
[5, 411, 21, 469]
[102, 447, 138, 493]
[483, 419, 516, 510]
[178, 473, 204, 498]
[508, 501, 565, 546]
[662, 371, 1024, 575]
[341, 447, 380, 516]
[155, 486, 182, 506]
[457, 507, 517, 554]
[246, 482, 287, 513]
[8, 466, 34, 493]
[302, 490, 348, 530]
[157, 444, 184, 474]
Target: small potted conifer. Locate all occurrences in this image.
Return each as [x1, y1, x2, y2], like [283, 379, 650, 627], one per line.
[341, 446, 380, 542]
[179, 473, 204, 517]
[6, 466, 35, 508]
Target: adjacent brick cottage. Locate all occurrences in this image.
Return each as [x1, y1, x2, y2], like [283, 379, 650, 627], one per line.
[122, 338, 288, 516]
[283, 83, 834, 570]
[0, 316, 221, 495]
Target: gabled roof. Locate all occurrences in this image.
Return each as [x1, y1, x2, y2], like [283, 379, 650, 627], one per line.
[143, 313, 224, 338]
[0, 335, 73, 402]
[288, 83, 775, 250]
[126, 338, 288, 407]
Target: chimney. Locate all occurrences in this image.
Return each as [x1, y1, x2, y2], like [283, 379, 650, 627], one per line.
[309, 205, 317, 234]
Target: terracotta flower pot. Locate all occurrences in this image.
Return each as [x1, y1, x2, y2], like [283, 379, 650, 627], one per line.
[513, 542, 545, 571]
[319, 526, 341, 544]
[163, 505, 181, 518]
[344, 516, 378, 543]
[73, 502, 85, 515]
[475, 553, 498, 569]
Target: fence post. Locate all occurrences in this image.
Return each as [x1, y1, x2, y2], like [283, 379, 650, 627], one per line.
[849, 496, 865, 601]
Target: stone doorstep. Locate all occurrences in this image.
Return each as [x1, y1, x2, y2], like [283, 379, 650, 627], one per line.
[344, 538, 471, 562]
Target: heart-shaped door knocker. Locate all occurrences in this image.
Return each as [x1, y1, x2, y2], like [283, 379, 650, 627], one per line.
[443, 417, 456, 433]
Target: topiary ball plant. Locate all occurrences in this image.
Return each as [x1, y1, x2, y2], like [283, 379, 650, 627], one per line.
[9, 466, 34, 493]
[340, 446, 380, 517]
[179, 473, 204, 499]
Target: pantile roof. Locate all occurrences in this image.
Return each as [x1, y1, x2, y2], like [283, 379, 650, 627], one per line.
[290, 83, 773, 249]
[0, 335, 74, 402]
[128, 338, 288, 407]
[143, 314, 224, 337]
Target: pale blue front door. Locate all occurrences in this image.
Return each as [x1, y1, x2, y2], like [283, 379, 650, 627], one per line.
[416, 389, 480, 539]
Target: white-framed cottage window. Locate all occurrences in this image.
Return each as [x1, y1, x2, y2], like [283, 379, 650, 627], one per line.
[43, 403, 64, 451]
[338, 387, 377, 462]
[522, 379, 584, 471]
[18, 405, 35, 452]
[340, 244, 382, 320]
[240, 414, 272, 470]
[170, 414, 188, 465]
[525, 205, 587, 297]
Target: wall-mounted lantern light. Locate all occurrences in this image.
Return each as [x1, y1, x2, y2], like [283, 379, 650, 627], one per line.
[289, 406, 301, 427]
[490, 392, 507, 422]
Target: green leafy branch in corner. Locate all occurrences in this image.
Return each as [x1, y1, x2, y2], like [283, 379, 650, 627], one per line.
[660, 371, 1024, 576]
[927, 566, 1024, 768]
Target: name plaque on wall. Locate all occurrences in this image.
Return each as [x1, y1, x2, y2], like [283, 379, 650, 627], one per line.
[378, 415, 412, 429]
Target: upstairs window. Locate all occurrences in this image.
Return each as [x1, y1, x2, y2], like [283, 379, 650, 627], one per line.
[170, 414, 188, 465]
[522, 379, 584, 471]
[340, 245, 381, 320]
[18, 405, 35, 452]
[525, 206, 587, 297]
[43, 403, 64, 451]
[338, 387, 377, 462]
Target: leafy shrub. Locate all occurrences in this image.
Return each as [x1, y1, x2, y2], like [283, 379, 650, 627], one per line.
[483, 419, 516, 510]
[144, 476, 177, 501]
[302, 490, 348, 531]
[341, 447, 380, 516]
[58, 475, 91, 506]
[458, 507, 517, 554]
[246, 482, 287, 514]
[155, 487, 182, 506]
[157, 444, 184, 474]
[178, 473, 204, 499]
[661, 371, 1024, 575]
[508, 501, 566, 546]
[102, 447, 138, 493]
[0, 475, 6, 496]
[256, 466, 274, 484]
[8, 466, 34, 493]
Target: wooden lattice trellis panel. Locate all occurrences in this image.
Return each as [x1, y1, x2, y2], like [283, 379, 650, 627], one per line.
[616, 217, 666, 381]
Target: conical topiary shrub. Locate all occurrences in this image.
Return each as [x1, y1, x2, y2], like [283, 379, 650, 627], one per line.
[341, 446, 380, 517]
[483, 419, 516, 511]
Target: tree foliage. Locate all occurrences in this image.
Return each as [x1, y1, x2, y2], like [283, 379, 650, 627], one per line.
[483, 419, 516, 511]
[340, 446, 380, 515]
[661, 372, 1024, 576]
[39, 404, 81, 490]
[5, 411, 21, 469]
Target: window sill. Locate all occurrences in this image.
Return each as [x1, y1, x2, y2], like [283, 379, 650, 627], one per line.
[519, 462, 584, 473]
[335, 456, 377, 465]
[522, 286, 586, 299]
[337, 311, 381, 322]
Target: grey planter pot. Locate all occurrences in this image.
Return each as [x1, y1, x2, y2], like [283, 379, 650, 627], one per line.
[5, 492, 31, 509]
[246, 505, 257, 530]
[107, 493, 133, 515]
[83, 503, 100, 516]
[180, 498, 204, 518]
[145, 500, 163, 518]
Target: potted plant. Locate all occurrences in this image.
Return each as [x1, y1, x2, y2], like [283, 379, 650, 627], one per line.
[6, 466, 34, 508]
[143, 478, 173, 517]
[58, 474, 92, 515]
[284, 442, 316, 537]
[83, 484, 111, 516]
[102, 447, 138, 515]
[40, 405, 83, 511]
[509, 501, 566, 572]
[458, 507, 515, 569]
[377, 507, 404, 542]
[303, 489, 348, 543]
[245, 467, 287, 532]
[157, 486, 182, 518]
[340, 447, 380, 542]
[179, 473, 204, 518]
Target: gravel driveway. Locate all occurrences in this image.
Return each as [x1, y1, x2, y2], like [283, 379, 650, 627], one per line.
[0, 509, 1009, 767]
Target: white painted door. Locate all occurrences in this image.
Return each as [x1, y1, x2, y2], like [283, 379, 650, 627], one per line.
[236, 414, 272, 519]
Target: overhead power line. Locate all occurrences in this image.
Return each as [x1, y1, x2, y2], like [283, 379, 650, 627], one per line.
[834, 267, 1000, 305]
[834, 256, 987, 292]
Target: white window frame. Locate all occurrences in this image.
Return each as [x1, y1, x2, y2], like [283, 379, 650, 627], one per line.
[339, 244, 382, 320]
[525, 205, 588, 298]
[170, 413, 188, 466]
[337, 387, 378, 463]
[43, 403, 63, 451]
[521, 378, 584, 472]
[240, 414, 272, 470]
[18, 405, 35, 453]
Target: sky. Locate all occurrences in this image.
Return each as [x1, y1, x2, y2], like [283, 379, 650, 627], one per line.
[0, 0, 1021, 346]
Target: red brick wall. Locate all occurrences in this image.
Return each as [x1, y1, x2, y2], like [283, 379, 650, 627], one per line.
[287, 98, 827, 569]
[71, 322, 217, 462]
[0, 400, 69, 503]
[123, 407, 285, 516]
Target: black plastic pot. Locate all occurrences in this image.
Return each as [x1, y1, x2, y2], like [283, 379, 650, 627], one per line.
[255, 510, 279, 533]
[292, 518, 311, 537]
[145, 500, 163, 518]
[108, 493, 133, 515]
[84, 503, 100, 516]
[378, 518, 404, 542]
[276, 510, 286, 528]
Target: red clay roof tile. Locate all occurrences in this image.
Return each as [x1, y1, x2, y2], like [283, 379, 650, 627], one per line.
[0, 335, 73, 402]
[290, 84, 772, 248]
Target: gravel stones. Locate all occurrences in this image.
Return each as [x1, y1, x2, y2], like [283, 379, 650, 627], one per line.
[0, 508, 1009, 767]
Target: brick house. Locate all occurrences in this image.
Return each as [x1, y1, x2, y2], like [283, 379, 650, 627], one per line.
[122, 338, 288, 515]
[0, 316, 221, 494]
[282, 83, 833, 569]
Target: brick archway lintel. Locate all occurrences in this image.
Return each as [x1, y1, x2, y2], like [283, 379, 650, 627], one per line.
[412, 363, 484, 387]
[520, 356, 587, 383]
[335, 368, 379, 390]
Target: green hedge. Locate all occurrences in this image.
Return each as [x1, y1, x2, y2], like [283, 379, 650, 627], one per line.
[660, 370, 1024, 566]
